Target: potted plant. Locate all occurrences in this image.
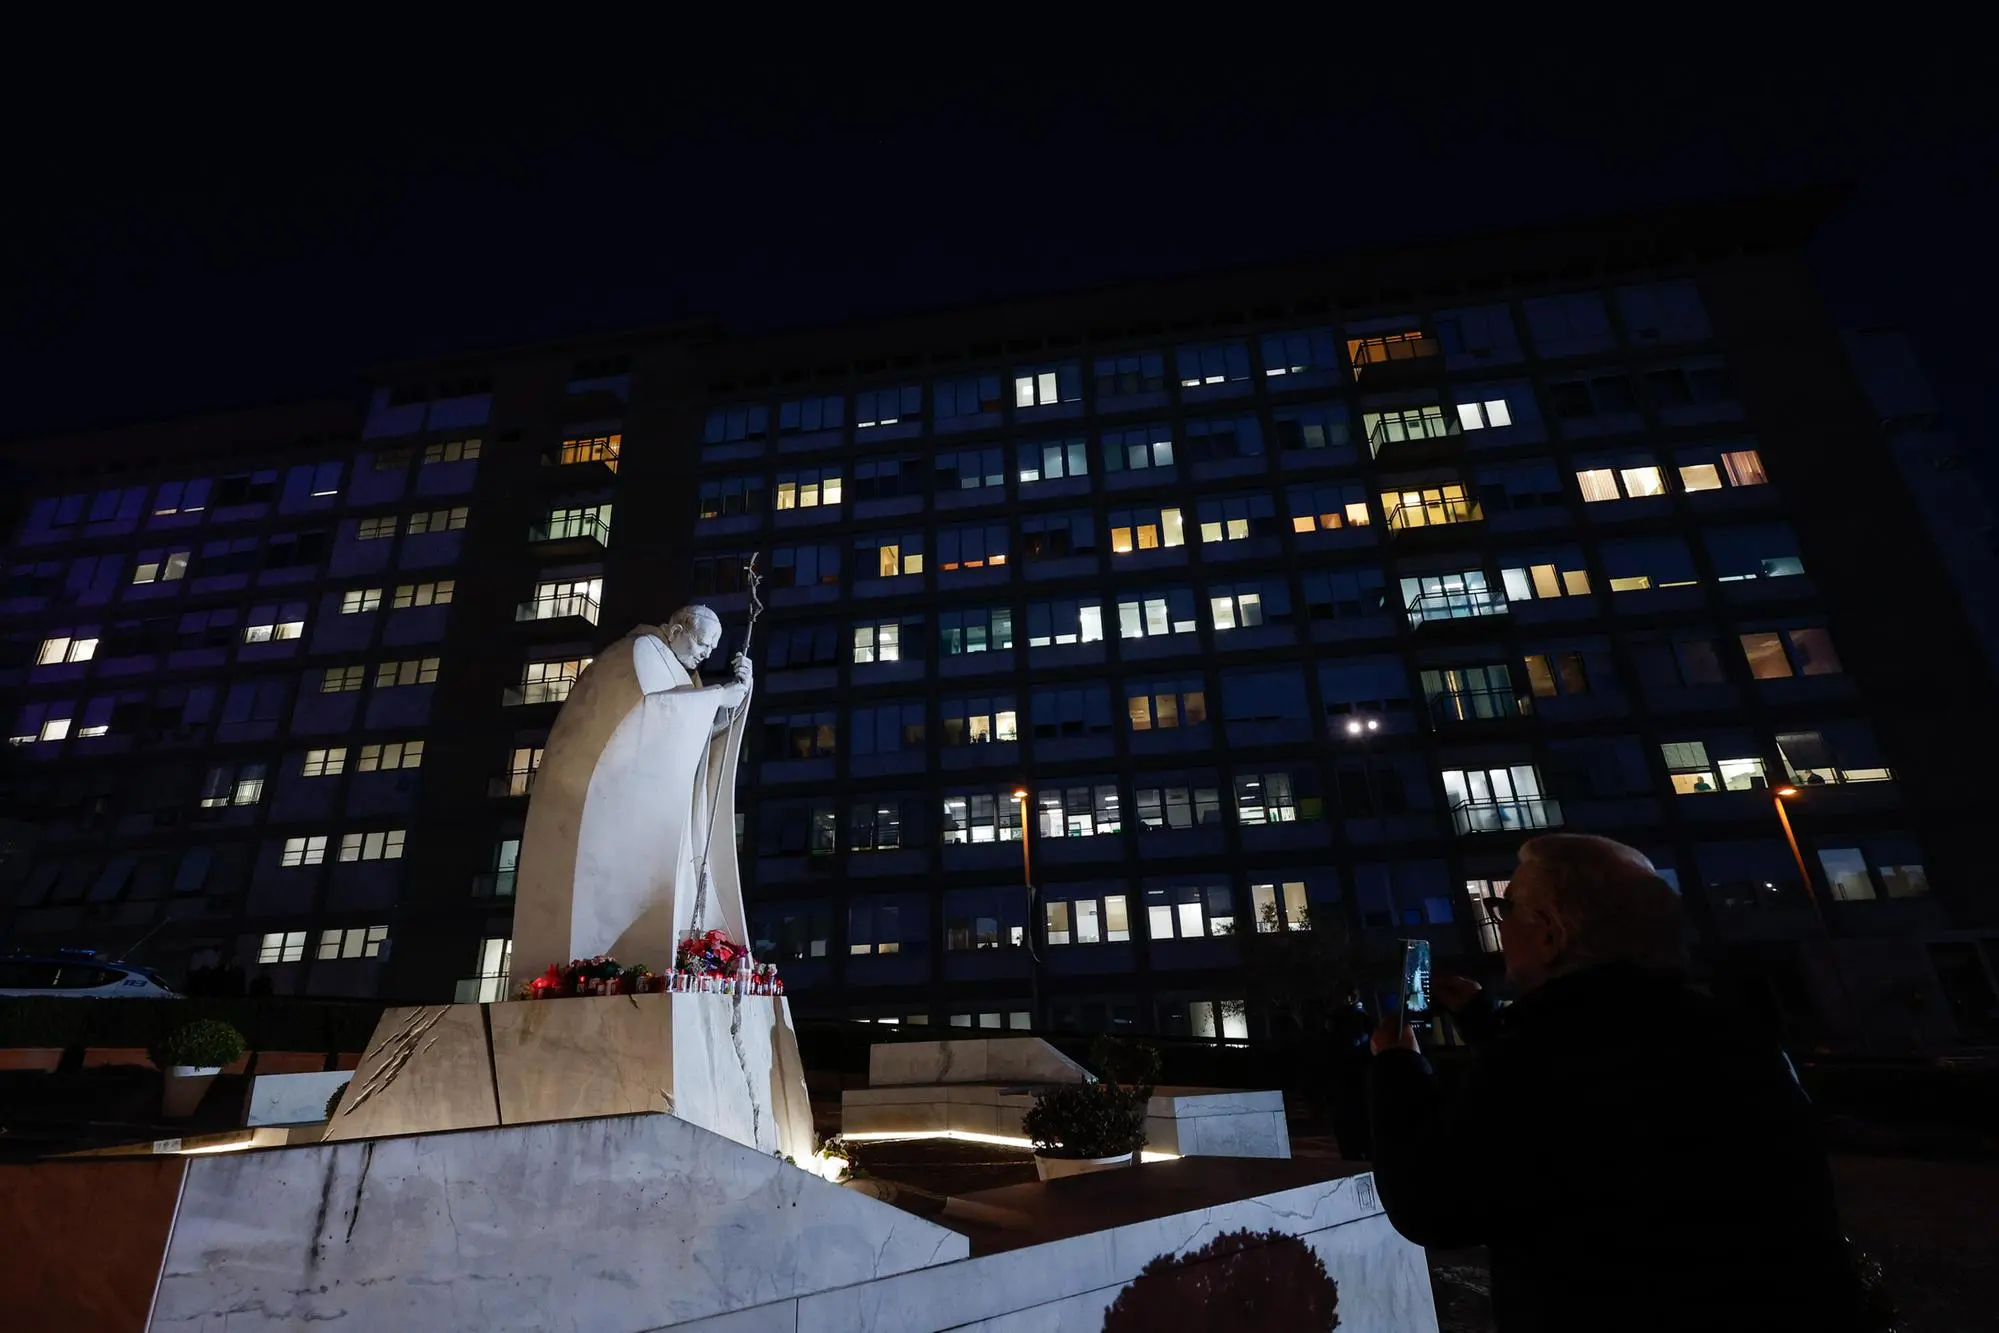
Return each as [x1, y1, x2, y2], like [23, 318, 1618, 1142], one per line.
[1022, 1039, 1158, 1182]
[151, 1018, 246, 1118]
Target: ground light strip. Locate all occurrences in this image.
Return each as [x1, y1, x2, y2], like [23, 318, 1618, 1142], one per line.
[837, 1129, 1180, 1162]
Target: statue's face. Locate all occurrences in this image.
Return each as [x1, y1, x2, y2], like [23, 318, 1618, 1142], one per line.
[666, 614, 721, 669]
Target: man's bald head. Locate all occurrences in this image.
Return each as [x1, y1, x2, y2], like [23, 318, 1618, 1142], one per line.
[1504, 834, 1688, 988]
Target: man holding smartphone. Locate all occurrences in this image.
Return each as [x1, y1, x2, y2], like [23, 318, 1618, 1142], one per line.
[1367, 834, 1869, 1330]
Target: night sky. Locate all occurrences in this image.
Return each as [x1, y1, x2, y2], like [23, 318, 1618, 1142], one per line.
[5, 27, 1992, 464]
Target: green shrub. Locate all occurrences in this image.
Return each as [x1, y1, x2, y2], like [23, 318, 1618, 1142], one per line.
[150, 1018, 247, 1070]
[325, 1082, 347, 1121]
[1090, 1035, 1162, 1091]
[1021, 1081, 1148, 1160]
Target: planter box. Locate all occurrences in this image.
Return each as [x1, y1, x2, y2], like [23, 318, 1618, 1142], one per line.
[252, 1051, 330, 1075]
[0, 1047, 63, 1072]
[81, 1047, 151, 1068]
[1034, 1152, 1136, 1182]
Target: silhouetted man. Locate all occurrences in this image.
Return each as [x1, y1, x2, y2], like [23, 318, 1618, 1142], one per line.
[1369, 834, 1867, 1330]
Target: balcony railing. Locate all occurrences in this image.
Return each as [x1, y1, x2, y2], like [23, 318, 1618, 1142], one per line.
[1348, 333, 1443, 388]
[488, 772, 539, 799]
[1367, 415, 1464, 463]
[1406, 587, 1507, 629]
[472, 869, 518, 898]
[528, 513, 612, 552]
[502, 678, 580, 707]
[541, 440, 621, 482]
[1449, 797, 1563, 836]
[515, 592, 601, 626]
[455, 975, 511, 1003]
[1385, 496, 1484, 535]
[1427, 688, 1534, 728]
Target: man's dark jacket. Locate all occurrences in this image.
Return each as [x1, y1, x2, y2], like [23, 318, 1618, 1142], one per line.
[1369, 962, 1866, 1330]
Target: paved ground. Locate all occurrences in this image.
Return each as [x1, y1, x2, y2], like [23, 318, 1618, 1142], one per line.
[842, 1132, 1999, 1331]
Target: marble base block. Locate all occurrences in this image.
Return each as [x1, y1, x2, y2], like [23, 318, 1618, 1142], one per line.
[247, 1070, 354, 1127]
[324, 993, 813, 1160]
[1144, 1088, 1291, 1158]
[151, 1112, 969, 1333]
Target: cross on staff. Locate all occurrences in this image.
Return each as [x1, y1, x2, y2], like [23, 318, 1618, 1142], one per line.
[691, 553, 763, 938]
[737, 552, 765, 660]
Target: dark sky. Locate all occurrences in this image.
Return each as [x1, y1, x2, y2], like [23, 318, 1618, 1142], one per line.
[5, 26, 1993, 459]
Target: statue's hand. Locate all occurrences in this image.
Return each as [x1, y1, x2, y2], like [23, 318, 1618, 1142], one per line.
[715, 653, 752, 711]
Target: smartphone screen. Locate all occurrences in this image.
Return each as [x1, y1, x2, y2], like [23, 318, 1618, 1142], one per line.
[1401, 940, 1433, 1022]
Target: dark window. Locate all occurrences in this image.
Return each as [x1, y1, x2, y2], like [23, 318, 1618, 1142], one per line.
[766, 624, 839, 670]
[264, 531, 328, 569]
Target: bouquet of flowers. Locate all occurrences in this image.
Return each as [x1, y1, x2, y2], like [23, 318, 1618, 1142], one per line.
[675, 929, 744, 978]
[669, 931, 785, 995]
[522, 956, 666, 998]
[516, 936, 784, 998]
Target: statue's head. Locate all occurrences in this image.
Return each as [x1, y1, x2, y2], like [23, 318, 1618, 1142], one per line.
[661, 605, 723, 670]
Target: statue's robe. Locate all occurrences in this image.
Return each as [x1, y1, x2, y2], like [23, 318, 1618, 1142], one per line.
[510, 630, 747, 987]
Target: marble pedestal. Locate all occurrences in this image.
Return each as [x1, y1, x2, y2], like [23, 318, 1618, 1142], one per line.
[324, 992, 813, 1161]
[151, 1113, 969, 1332]
[120, 1121, 1431, 1332]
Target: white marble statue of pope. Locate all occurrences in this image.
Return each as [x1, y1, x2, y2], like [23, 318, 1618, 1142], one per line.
[508, 607, 753, 990]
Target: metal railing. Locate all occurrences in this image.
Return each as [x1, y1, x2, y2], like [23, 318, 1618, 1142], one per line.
[472, 869, 518, 898]
[487, 772, 538, 799]
[455, 976, 511, 1003]
[1449, 797, 1563, 836]
[515, 592, 601, 626]
[1406, 587, 1507, 629]
[1367, 417, 1463, 463]
[502, 678, 579, 707]
[1349, 333, 1442, 383]
[543, 441, 620, 472]
[1386, 496, 1484, 532]
[528, 513, 612, 548]
[1427, 688, 1533, 727]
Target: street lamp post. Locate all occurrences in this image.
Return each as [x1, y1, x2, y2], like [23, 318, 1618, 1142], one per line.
[1345, 715, 1382, 823]
[1772, 786, 1830, 931]
[1774, 784, 1866, 1052]
[1012, 788, 1042, 1033]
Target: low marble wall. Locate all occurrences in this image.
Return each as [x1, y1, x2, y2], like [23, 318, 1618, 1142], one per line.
[843, 1083, 1037, 1138]
[665, 1167, 1436, 1332]
[151, 1112, 968, 1332]
[247, 1070, 353, 1127]
[843, 1083, 1290, 1159]
[868, 1037, 1089, 1088]
[1143, 1088, 1290, 1159]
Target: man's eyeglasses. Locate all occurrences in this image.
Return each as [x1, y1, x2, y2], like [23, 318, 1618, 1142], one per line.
[1490, 896, 1523, 920]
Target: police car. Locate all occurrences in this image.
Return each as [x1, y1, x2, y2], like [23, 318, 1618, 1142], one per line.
[0, 949, 179, 998]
